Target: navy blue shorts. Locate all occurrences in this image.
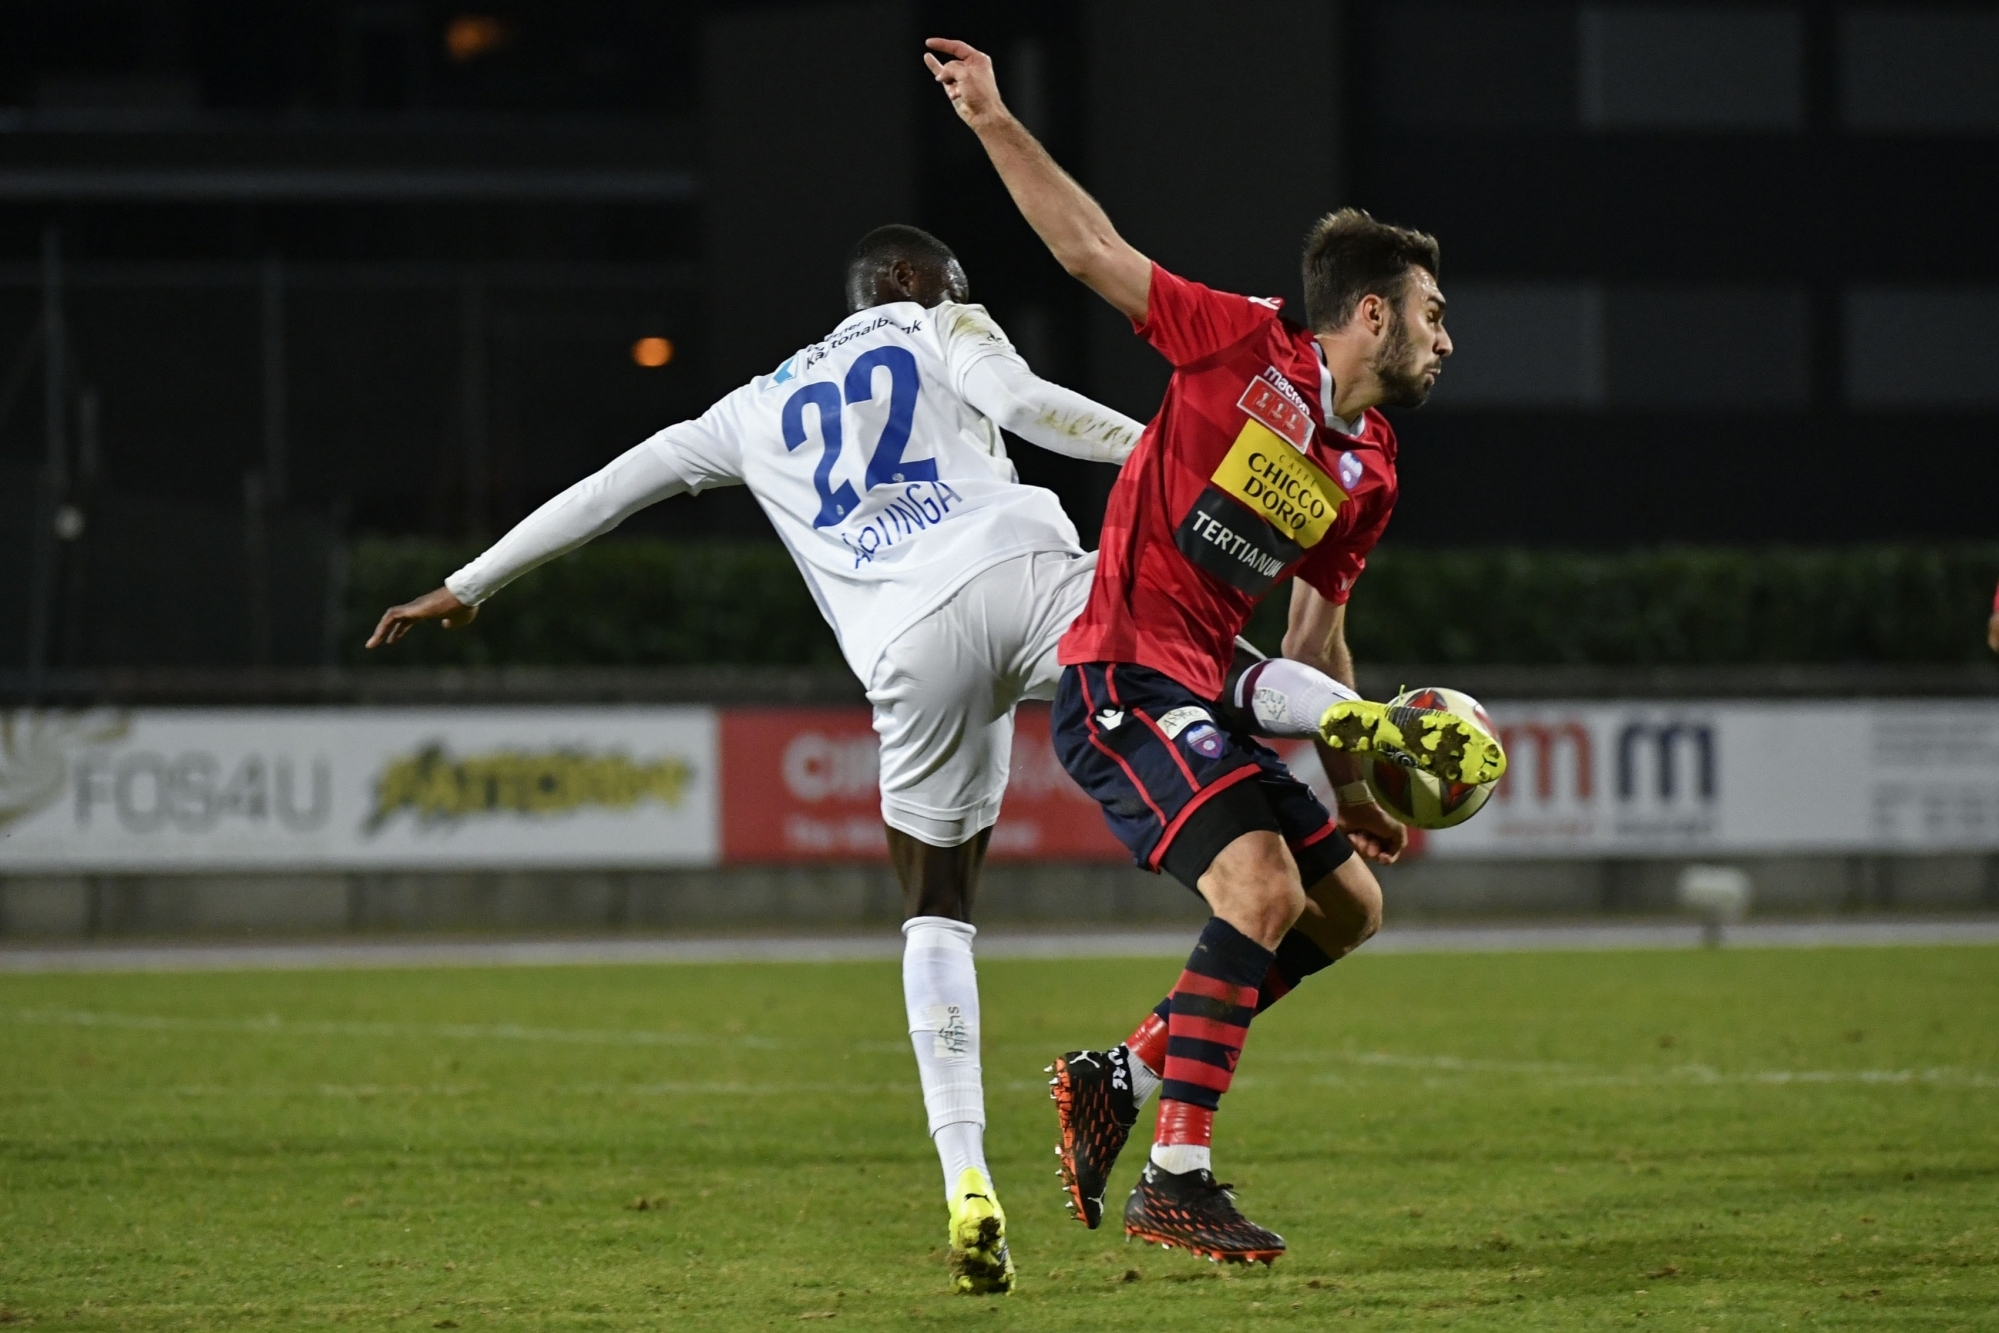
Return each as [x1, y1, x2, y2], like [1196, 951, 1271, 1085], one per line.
[1051, 662, 1354, 892]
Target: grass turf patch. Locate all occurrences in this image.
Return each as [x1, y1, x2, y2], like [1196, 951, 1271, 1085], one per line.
[2, 945, 1995, 1329]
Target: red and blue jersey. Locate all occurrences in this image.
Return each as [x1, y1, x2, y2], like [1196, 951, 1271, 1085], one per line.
[1058, 263, 1398, 699]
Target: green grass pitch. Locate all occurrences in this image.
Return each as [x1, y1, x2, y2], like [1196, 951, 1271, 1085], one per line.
[3, 945, 1996, 1330]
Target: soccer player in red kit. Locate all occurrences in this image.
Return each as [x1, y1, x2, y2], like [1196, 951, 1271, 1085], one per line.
[926, 38, 1503, 1261]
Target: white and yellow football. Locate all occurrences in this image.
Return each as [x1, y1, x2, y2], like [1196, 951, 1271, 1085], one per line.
[1364, 686, 1502, 830]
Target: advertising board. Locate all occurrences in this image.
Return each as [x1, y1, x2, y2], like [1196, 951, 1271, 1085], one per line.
[1430, 700, 1999, 857]
[719, 704, 1125, 863]
[0, 707, 718, 871]
[5, 699, 1994, 871]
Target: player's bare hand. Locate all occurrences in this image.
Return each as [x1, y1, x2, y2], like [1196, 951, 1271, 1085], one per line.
[1988, 612, 1999, 655]
[366, 586, 477, 649]
[924, 38, 1007, 129]
[1338, 800, 1407, 865]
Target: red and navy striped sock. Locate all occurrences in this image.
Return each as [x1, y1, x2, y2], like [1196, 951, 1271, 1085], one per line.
[1126, 928, 1335, 1081]
[1253, 930, 1336, 1014]
[1153, 916, 1274, 1168]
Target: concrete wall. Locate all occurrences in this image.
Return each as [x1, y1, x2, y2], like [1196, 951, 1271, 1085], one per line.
[4, 856, 1994, 939]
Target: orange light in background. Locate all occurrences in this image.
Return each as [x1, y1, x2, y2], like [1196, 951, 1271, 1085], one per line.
[632, 336, 674, 368]
[446, 15, 511, 63]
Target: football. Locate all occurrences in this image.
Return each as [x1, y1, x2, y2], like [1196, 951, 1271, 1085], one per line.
[1363, 686, 1503, 830]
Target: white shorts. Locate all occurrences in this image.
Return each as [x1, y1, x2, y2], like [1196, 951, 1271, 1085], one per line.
[867, 548, 1097, 846]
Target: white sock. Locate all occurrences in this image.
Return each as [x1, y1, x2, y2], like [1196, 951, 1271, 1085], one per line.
[902, 915, 989, 1198]
[1123, 1045, 1163, 1107]
[933, 1121, 985, 1189]
[1232, 657, 1361, 738]
[1150, 1142, 1212, 1175]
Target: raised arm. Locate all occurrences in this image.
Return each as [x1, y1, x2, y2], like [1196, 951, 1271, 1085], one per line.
[924, 38, 1152, 322]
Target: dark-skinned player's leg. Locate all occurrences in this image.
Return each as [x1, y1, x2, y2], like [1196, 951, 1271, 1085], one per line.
[888, 821, 1015, 1294]
[879, 547, 1097, 1293]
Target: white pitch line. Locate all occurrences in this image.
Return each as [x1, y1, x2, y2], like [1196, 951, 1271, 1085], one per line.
[4, 918, 1998, 975]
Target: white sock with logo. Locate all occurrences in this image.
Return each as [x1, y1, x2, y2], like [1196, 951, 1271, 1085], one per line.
[1232, 657, 1361, 739]
[903, 915, 989, 1198]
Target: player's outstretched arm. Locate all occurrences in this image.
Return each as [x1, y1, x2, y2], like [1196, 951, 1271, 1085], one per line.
[924, 37, 1152, 322]
[364, 434, 696, 650]
[1285, 583, 1408, 865]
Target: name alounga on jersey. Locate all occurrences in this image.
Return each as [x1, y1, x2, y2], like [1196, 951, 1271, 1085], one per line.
[841, 480, 967, 567]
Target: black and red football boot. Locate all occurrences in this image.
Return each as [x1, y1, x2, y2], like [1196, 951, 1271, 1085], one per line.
[1047, 1047, 1140, 1229]
[1123, 1162, 1286, 1265]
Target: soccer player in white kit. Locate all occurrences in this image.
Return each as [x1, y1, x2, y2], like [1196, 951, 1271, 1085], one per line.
[369, 225, 1142, 1292]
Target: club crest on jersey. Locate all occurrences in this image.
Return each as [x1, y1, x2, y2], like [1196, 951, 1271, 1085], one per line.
[1237, 368, 1315, 452]
[1337, 449, 1364, 490]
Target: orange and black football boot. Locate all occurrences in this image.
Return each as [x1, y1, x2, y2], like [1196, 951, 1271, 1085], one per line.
[1123, 1161, 1285, 1265]
[1047, 1047, 1140, 1228]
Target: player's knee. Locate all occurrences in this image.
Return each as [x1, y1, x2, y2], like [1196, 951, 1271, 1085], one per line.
[1199, 831, 1306, 945]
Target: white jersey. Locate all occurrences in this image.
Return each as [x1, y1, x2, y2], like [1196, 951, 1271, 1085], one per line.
[446, 302, 1140, 682]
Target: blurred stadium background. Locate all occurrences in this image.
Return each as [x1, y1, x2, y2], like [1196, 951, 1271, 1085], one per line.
[3, 0, 1997, 939]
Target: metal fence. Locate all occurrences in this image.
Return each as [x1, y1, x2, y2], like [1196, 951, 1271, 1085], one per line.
[1, 230, 711, 680]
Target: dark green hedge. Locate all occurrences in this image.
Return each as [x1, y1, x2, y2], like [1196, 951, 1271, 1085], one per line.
[344, 539, 843, 668]
[347, 538, 1999, 669]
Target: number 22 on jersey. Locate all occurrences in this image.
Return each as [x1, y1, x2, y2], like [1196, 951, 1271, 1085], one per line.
[781, 346, 932, 528]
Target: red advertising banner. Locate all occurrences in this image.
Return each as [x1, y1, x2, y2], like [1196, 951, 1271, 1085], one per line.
[719, 704, 1127, 863]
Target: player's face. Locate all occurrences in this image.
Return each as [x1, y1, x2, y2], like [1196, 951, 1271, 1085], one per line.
[1372, 268, 1451, 408]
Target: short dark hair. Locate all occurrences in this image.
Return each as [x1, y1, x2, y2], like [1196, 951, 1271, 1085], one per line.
[1301, 208, 1441, 332]
[845, 224, 958, 293]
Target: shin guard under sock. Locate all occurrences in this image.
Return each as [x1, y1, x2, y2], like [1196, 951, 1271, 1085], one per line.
[1151, 917, 1273, 1174]
[1127, 926, 1336, 1083]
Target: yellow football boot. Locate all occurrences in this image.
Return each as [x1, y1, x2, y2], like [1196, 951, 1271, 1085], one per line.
[947, 1167, 1016, 1295]
[1319, 699, 1507, 786]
